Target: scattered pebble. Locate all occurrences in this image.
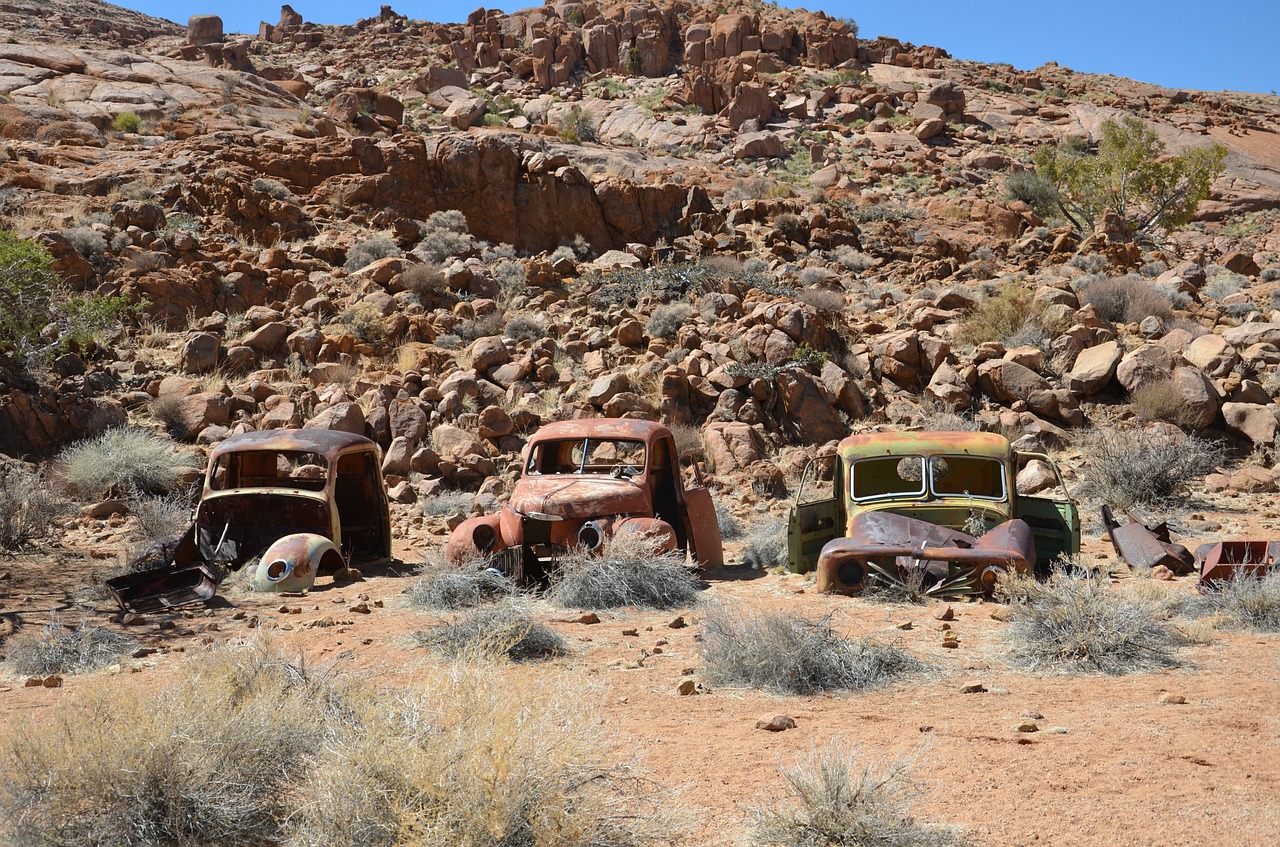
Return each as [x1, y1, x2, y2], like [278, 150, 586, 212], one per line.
[755, 713, 796, 732]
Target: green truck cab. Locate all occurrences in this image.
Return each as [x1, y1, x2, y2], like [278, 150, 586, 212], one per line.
[788, 431, 1080, 592]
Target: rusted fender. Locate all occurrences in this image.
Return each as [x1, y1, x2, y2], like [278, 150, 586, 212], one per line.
[817, 511, 1034, 595]
[1101, 506, 1194, 575]
[250, 533, 345, 593]
[448, 513, 506, 564]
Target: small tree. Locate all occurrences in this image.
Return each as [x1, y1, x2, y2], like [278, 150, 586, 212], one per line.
[0, 230, 58, 357]
[1033, 117, 1227, 240]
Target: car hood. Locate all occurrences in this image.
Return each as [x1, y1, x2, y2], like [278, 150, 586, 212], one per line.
[509, 476, 648, 521]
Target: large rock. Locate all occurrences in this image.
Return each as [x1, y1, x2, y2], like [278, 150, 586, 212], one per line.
[1065, 340, 1121, 395]
[1183, 334, 1239, 378]
[187, 15, 224, 45]
[304, 401, 365, 434]
[168, 392, 231, 441]
[1222, 323, 1280, 348]
[1171, 366, 1221, 431]
[1115, 344, 1176, 393]
[776, 371, 845, 444]
[732, 131, 785, 160]
[181, 332, 221, 374]
[702, 422, 767, 473]
[469, 336, 510, 373]
[1221, 402, 1279, 446]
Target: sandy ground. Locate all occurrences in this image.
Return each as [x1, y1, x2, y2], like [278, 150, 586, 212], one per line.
[2, 504, 1279, 847]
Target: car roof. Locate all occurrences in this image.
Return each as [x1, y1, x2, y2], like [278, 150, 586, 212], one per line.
[529, 418, 671, 444]
[838, 430, 1011, 459]
[209, 429, 376, 462]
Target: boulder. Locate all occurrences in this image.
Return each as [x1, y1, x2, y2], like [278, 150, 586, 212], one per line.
[304, 401, 366, 434]
[1171, 366, 1221, 431]
[1221, 402, 1279, 446]
[732, 131, 785, 160]
[181, 332, 221, 374]
[469, 336, 510, 372]
[1065, 340, 1121, 395]
[777, 371, 845, 444]
[1115, 344, 1175, 393]
[702, 422, 768, 473]
[187, 15, 224, 45]
[1183, 334, 1238, 378]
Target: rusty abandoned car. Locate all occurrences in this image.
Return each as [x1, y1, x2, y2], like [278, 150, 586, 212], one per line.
[447, 419, 723, 583]
[107, 429, 391, 612]
[788, 431, 1080, 596]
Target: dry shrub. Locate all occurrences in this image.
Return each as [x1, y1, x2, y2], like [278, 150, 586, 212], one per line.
[796, 288, 846, 311]
[1078, 429, 1221, 509]
[407, 559, 515, 610]
[667, 422, 705, 459]
[402, 261, 448, 299]
[714, 501, 743, 541]
[2, 638, 677, 847]
[997, 570, 1190, 674]
[339, 301, 387, 343]
[148, 391, 192, 438]
[1079, 274, 1172, 323]
[504, 312, 547, 342]
[415, 602, 564, 661]
[6, 617, 138, 676]
[645, 301, 693, 339]
[0, 637, 333, 847]
[548, 534, 702, 610]
[59, 427, 198, 499]
[0, 463, 65, 551]
[700, 602, 926, 695]
[418, 491, 474, 517]
[751, 743, 968, 847]
[953, 284, 1045, 347]
[741, 518, 788, 569]
[1191, 570, 1280, 632]
[1129, 379, 1194, 427]
[344, 232, 400, 272]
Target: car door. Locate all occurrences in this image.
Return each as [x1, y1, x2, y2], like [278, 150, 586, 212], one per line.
[787, 453, 841, 573]
[678, 454, 724, 568]
[1013, 451, 1080, 573]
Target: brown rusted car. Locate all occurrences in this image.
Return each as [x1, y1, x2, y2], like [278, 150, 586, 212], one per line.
[447, 419, 723, 583]
[107, 429, 392, 611]
[788, 430, 1080, 596]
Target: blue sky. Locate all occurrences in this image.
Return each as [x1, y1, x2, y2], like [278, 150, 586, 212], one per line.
[124, 1, 1275, 94]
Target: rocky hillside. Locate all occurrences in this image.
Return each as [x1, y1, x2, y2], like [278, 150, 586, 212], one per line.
[1, 0, 1279, 506]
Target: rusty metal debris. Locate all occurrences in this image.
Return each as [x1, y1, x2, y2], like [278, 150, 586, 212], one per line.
[1101, 506, 1195, 575]
[106, 563, 217, 614]
[816, 511, 1035, 597]
[1195, 540, 1280, 585]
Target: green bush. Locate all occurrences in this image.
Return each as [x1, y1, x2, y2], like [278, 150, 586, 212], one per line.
[1034, 117, 1227, 239]
[111, 111, 141, 133]
[0, 230, 58, 356]
[1005, 170, 1060, 220]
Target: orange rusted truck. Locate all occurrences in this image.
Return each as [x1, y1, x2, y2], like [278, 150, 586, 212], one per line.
[447, 419, 723, 584]
[788, 431, 1079, 596]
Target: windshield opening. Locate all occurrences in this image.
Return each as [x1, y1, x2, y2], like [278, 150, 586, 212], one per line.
[525, 438, 646, 476]
[209, 450, 329, 492]
[851, 454, 1006, 502]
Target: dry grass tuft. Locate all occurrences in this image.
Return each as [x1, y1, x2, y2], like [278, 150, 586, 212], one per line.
[548, 534, 702, 610]
[1191, 570, 1280, 632]
[997, 570, 1190, 674]
[415, 602, 565, 662]
[1, 637, 678, 847]
[0, 463, 66, 551]
[750, 742, 968, 847]
[700, 602, 926, 695]
[6, 617, 138, 676]
[741, 518, 789, 570]
[407, 561, 515, 610]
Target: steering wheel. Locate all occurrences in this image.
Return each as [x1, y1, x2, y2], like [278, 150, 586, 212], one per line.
[610, 463, 640, 479]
